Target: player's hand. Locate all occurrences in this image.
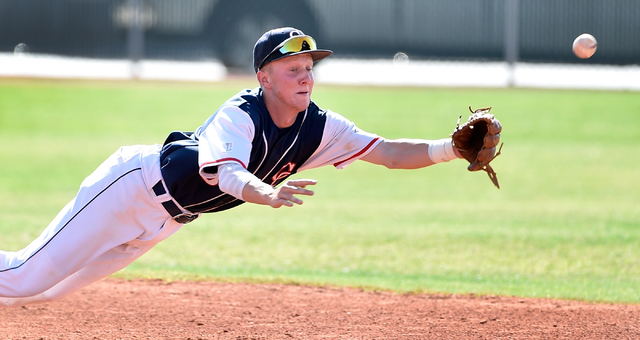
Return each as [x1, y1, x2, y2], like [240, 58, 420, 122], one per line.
[269, 179, 317, 208]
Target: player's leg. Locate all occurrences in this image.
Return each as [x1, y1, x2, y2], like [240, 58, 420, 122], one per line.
[0, 218, 183, 307]
[0, 145, 174, 304]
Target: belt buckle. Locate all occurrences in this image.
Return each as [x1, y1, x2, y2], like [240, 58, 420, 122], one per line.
[173, 213, 198, 224]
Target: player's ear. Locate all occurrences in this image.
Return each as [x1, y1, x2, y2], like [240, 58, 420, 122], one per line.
[256, 69, 272, 89]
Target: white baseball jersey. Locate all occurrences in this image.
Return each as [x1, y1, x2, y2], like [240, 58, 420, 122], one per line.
[160, 87, 382, 214]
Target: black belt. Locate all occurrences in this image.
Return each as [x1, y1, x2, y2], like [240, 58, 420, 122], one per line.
[152, 180, 199, 224]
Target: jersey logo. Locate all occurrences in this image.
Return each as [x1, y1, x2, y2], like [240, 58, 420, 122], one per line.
[224, 143, 233, 152]
[271, 162, 296, 185]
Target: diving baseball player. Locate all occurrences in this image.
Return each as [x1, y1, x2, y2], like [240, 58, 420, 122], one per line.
[0, 27, 497, 307]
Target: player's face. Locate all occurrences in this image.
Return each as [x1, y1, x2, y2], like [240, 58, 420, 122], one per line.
[263, 54, 315, 113]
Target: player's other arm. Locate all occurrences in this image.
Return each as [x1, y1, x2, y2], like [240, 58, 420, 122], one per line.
[242, 177, 316, 208]
[360, 138, 463, 169]
[217, 162, 315, 208]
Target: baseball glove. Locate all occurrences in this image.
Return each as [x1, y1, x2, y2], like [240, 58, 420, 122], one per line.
[451, 106, 503, 188]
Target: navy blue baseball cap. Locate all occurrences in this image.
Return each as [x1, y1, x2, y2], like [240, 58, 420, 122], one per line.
[253, 27, 333, 73]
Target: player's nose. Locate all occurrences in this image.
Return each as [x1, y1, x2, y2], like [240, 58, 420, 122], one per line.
[300, 69, 313, 85]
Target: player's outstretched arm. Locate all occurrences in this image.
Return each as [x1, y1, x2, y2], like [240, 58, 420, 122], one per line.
[360, 138, 462, 169]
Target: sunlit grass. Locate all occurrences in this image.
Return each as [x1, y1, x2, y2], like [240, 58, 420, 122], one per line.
[1, 78, 638, 302]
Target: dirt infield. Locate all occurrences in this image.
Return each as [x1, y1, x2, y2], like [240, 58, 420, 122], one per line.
[1, 278, 639, 339]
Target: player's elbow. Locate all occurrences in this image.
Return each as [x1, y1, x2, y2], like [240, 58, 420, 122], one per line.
[376, 146, 408, 169]
[361, 151, 401, 169]
[361, 142, 404, 169]
[379, 158, 404, 169]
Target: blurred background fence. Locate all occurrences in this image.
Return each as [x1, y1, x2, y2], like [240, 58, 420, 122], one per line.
[1, 0, 638, 74]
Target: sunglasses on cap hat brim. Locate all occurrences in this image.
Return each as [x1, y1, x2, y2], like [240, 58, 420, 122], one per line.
[257, 35, 332, 71]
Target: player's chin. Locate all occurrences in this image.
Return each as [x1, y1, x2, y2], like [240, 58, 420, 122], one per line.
[292, 94, 311, 110]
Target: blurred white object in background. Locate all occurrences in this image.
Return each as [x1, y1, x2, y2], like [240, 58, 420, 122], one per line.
[1, 52, 639, 91]
[0, 53, 227, 82]
[314, 58, 640, 91]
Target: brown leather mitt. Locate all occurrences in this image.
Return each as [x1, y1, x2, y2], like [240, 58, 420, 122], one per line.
[451, 106, 503, 188]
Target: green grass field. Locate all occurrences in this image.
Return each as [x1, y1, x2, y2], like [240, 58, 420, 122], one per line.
[0, 78, 638, 303]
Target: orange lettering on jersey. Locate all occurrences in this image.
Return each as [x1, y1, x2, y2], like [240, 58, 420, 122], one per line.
[271, 162, 296, 185]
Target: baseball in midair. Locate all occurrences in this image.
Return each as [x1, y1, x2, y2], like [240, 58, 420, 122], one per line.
[572, 33, 597, 59]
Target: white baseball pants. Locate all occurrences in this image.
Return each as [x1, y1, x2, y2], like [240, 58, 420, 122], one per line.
[0, 144, 184, 307]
